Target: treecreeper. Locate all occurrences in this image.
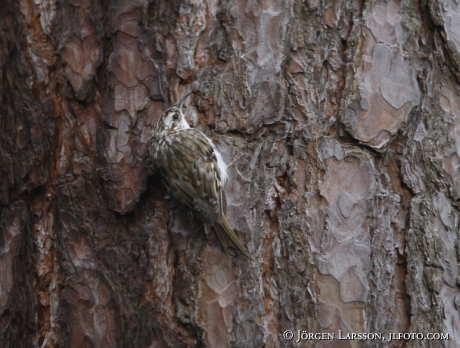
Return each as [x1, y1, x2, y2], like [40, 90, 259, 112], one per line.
[149, 93, 253, 259]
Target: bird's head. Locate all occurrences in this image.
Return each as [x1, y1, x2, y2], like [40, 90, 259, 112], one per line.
[152, 93, 191, 136]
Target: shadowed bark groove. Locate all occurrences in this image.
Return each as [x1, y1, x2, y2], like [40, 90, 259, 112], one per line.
[1, 0, 459, 347]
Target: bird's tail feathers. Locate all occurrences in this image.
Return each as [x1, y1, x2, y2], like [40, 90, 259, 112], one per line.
[214, 217, 253, 260]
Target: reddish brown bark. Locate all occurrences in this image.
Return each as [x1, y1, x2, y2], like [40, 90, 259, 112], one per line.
[1, 0, 459, 347]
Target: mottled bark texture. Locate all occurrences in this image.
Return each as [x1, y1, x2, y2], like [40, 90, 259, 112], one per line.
[1, 0, 460, 347]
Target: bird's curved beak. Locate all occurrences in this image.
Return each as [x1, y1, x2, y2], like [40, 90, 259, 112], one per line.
[176, 93, 192, 110]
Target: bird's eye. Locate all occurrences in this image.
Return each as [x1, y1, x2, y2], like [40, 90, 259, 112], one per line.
[172, 114, 179, 120]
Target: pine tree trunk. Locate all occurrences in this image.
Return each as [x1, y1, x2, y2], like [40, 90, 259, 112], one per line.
[1, 0, 459, 347]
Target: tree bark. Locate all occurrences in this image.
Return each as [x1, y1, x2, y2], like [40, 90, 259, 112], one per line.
[1, 0, 459, 347]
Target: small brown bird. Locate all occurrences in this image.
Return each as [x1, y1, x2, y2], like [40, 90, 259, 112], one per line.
[149, 93, 252, 259]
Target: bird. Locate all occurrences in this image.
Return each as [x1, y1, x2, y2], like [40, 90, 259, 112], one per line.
[149, 93, 252, 259]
